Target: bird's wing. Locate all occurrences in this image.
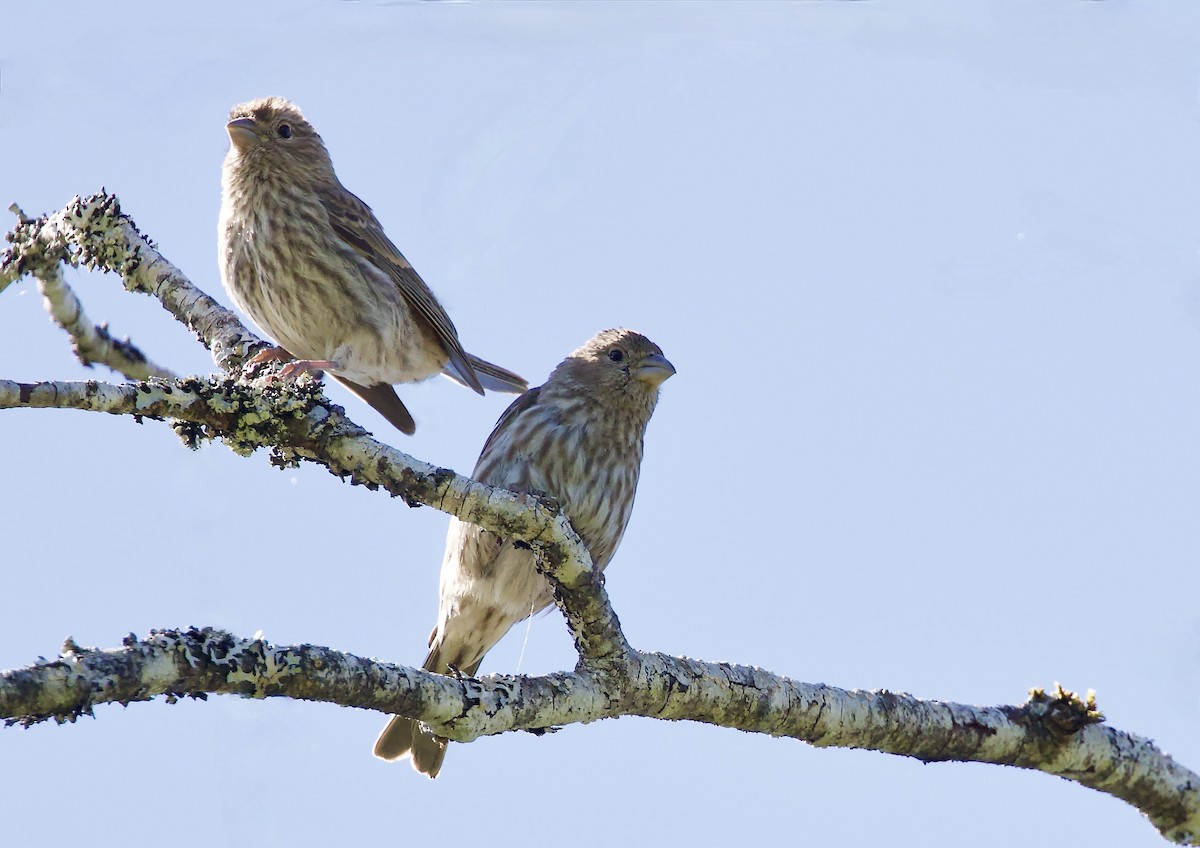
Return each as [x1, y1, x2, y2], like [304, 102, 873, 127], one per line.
[317, 184, 484, 395]
[477, 386, 542, 463]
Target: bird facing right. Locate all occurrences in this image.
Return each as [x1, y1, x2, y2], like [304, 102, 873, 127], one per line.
[373, 328, 676, 777]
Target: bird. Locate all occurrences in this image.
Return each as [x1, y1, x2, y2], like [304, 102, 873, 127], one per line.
[373, 328, 675, 776]
[217, 96, 527, 435]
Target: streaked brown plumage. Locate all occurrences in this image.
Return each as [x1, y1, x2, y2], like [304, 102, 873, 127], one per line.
[374, 328, 675, 777]
[217, 96, 526, 435]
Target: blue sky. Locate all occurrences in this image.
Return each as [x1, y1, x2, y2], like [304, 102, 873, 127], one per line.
[2, 2, 1198, 845]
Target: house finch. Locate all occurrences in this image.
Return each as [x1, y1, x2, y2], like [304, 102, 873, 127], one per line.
[374, 328, 675, 776]
[217, 96, 527, 435]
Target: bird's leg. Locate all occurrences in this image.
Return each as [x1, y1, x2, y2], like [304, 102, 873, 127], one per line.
[276, 359, 341, 381]
[244, 346, 340, 383]
[243, 346, 297, 381]
[246, 346, 294, 367]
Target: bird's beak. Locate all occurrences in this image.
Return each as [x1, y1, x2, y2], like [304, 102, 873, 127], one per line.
[634, 354, 676, 387]
[226, 117, 260, 152]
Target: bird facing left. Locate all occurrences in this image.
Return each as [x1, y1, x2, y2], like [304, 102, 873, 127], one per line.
[217, 96, 527, 435]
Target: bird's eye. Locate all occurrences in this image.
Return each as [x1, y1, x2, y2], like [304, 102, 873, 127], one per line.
[607, 349, 625, 363]
[277, 124, 293, 139]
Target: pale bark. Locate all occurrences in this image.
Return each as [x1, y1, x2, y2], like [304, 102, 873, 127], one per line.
[2, 193, 1197, 845]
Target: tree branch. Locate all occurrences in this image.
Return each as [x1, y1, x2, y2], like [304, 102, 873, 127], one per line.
[3, 193, 264, 371]
[31, 251, 174, 380]
[2, 630, 1196, 843]
[4, 193, 1198, 845]
[0, 374, 630, 666]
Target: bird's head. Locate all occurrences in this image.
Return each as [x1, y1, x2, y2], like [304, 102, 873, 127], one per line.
[551, 328, 675, 415]
[224, 96, 334, 180]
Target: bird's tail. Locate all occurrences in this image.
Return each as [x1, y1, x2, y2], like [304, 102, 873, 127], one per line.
[332, 376, 416, 435]
[372, 644, 452, 778]
[443, 354, 529, 395]
[373, 714, 448, 778]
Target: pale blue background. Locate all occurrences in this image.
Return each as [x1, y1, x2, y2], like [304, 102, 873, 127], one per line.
[2, 2, 1198, 845]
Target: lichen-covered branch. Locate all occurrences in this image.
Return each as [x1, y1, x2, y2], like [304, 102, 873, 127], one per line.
[32, 254, 174, 380]
[2, 629, 1196, 843]
[0, 193, 631, 673]
[3, 193, 264, 371]
[4, 195, 1199, 844]
[0, 374, 631, 668]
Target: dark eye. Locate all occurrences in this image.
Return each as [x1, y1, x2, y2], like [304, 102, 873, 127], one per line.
[607, 349, 625, 363]
[277, 124, 293, 139]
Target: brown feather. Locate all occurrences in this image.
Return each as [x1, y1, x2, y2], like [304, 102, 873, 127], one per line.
[317, 185, 485, 395]
[479, 387, 541, 458]
[465, 354, 529, 394]
[331, 376, 416, 435]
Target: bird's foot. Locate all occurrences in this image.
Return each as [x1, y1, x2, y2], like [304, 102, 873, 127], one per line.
[243, 346, 297, 381]
[247, 346, 294, 368]
[264, 359, 341, 383]
[242, 347, 337, 383]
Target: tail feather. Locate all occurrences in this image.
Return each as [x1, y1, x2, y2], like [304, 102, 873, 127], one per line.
[373, 643, 456, 778]
[332, 376, 416, 435]
[373, 716, 448, 778]
[373, 714, 416, 761]
[411, 727, 449, 777]
[468, 354, 528, 394]
[444, 354, 528, 395]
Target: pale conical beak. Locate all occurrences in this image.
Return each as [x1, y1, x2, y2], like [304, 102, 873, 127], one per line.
[226, 117, 259, 152]
[634, 353, 676, 387]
